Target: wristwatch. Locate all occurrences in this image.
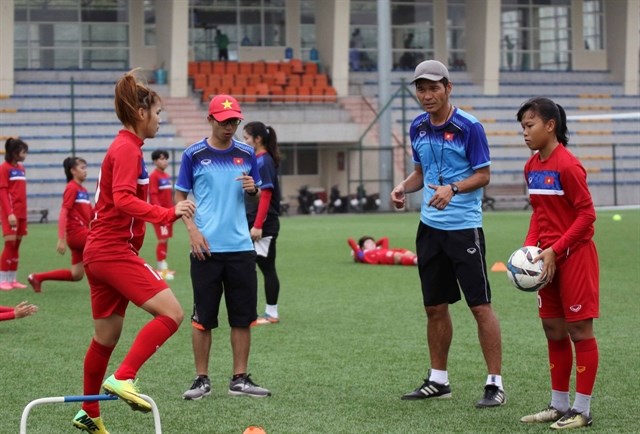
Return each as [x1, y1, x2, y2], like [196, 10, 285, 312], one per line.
[450, 183, 459, 195]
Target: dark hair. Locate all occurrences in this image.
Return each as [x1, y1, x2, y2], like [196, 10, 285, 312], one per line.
[357, 236, 375, 249]
[243, 121, 280, 167]
[151, 149, 169, 161]
[62, 157, 87, 182]
[114, 68, 161, 129]
[4, 138, 28, 163]
[516, 97, 569, 146]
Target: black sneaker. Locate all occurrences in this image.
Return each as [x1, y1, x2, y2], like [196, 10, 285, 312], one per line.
[182, 375, 211, 400]
[475, 384, 506, 408]
[401, 378, 452, 400]
[228, 374, 271, 398]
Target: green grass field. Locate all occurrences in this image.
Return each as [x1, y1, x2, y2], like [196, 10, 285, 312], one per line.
[1, 209, 638, 434]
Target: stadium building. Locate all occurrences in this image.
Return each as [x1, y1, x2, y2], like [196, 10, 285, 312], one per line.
[0, 0, 638, 217]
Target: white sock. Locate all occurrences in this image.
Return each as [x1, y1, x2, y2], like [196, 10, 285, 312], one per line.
[551, 390, 571, 412]
[0, 271, 6, 282]
[572, 392, 592, 415]
[429, 369, 448, 385]
[158, 260, 167, 270]
[486, 374, 503, 390]
[9, 271, 16, 282]
[265, 304, 278, 318]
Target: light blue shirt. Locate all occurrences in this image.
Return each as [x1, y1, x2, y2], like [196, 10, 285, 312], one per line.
[176, 138, 261, 252]
[410, 108, 490, 230]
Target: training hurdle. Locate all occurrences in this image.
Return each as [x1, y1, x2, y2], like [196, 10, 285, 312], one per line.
[20, 393, 162, 434]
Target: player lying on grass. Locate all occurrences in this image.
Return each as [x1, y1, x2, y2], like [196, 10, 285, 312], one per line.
[347, 236, 417, 265]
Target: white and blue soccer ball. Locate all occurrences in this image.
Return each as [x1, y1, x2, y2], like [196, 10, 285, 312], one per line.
[506, 246, 548, 292]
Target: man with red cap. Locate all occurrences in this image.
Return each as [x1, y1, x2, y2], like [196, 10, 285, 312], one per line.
[176, 94, 272, 400]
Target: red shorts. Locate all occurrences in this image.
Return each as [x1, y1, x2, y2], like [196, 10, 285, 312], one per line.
[2, 217, 27, 236]
[538, 241, 599, 322]
[67, 229, 87, 265]
[152, 222, 173, 240]
[85, 256, 169, 319]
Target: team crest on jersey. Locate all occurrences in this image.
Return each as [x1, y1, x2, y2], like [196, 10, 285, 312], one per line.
[233, 157, 244, 165]
[444, 132, 454, 141]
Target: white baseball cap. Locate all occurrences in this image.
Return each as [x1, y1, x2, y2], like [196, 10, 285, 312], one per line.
[411, 60, 450, 83]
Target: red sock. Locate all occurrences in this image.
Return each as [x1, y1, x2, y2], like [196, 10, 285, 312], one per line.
[11, 238, 21, 271]
[548, 336, 572, 392]
[115, 315, 178, 380]
[1, 241, 16, 272]
[574, 337, 598, 395]
[33, 269, 74, 283]
[156, 242, 167, 262]
[82, 339, 115, 418]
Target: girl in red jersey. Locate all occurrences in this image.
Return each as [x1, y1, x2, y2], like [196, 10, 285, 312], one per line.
[28, 157, 91, 292]
[0, 138, 29, 291]
[347, 236, 418, 265]
[517, 97, 599, 430]
[149, 149, 175, 280]
[72, 69, 195, 434]
[0, 301, 38, 321]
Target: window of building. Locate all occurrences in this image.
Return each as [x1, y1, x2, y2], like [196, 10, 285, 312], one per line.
[351, 0, 434, 72]
[279, 144, 318, 176]
[501, 0, 571, 71]
[144, 0, 156, 47]
[583, 0, 604, 51]
[190, 0, 285, 62]
[300, 1, 316, 61]
[13, 0, 129, 69]
[447, 0, 466, 70]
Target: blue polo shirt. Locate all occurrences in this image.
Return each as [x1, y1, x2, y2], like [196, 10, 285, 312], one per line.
[410, 107, 491, 230]
[176, 137, 261, 252]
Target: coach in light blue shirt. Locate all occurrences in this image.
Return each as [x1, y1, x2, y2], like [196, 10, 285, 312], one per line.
[390, 60, 506, 409]
[175, 94, 272, 402]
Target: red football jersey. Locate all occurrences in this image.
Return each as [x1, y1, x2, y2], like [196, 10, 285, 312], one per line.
[61, 180, 92, 238]
[84, 130, 175, 264]
[0, 161, 27, 219]
[149, 168, 174, 208]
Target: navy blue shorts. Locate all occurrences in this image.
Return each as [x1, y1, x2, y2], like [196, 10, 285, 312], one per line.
[189, 251, 257, 330]
[416, 222, 492, 307]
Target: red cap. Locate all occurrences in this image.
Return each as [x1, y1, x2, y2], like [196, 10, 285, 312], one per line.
[208, 94, 243, 122]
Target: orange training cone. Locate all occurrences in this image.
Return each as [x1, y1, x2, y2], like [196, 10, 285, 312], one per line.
[491, 262, 507, 272]
[243, 427, 266, 434]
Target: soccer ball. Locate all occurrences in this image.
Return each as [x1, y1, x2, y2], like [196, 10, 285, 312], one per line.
[506, 246, 547, 292]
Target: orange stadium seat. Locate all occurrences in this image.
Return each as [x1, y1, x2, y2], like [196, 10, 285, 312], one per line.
[243, 86, 258, 103]
[301, 74, 315, 87]
[270, 85, 284, 102]
[288, 74, 301, 88]
[315, 74, 328, 87]
[193, 74, 207, 90]
[265, 62, 279, 75]
[199, 62, 212, 75]
[253, 62, 266, 75]
[188, 62, 198, 76]
[304, 62, 318, 75]
[284, 86, 298, 103]
[226, 62, 239, 74]
[289, 59, 304, 74]
[239, 62, 252, 75]
[274, 71, 287, 86]
[323, 87, 337, 103]
[212, 62, 225, 74]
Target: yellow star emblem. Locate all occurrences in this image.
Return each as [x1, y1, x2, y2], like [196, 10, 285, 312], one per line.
[222, 99, 233, 110]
